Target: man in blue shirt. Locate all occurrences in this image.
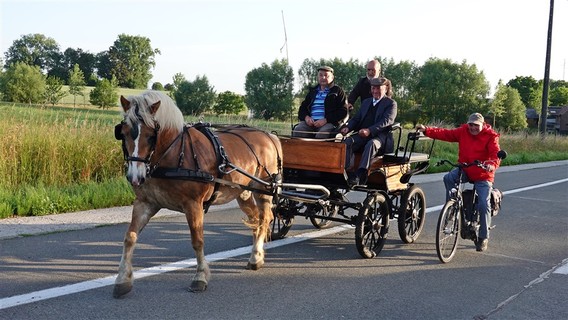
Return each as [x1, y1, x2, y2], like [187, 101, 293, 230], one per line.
[294, 66, 348, 139]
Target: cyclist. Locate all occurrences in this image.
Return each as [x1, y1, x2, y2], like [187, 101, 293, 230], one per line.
[416, 113, 501, 251]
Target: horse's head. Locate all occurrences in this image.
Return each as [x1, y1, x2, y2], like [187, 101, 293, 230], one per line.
[115, 94, 161, 186]
[115, 91, 185, 186]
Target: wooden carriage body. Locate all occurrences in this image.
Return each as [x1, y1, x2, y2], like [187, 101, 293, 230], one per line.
[279, 131, 431, 192]
[280, 137, 410, 191]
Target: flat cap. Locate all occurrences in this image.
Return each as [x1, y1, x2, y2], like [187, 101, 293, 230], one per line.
[370, 77, 387, 86]
[317, 65, 334, 73]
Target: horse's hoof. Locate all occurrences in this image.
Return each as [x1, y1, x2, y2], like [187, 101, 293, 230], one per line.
[246, 261, 264, 270]
[113, 283, 133, 298]
[188, 280, 207, 293]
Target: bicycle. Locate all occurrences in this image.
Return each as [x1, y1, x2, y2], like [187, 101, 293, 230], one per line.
[435, 150, 507, 263]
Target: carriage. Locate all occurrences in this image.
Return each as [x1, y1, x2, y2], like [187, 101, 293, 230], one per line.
[113, 91, 435, 296]
[272, 125, 434, 258]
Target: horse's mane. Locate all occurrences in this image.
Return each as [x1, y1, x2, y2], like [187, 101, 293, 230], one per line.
[124, 90, 185, 132]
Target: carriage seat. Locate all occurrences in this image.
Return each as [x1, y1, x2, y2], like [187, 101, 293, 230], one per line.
[382, 131, 431, 164]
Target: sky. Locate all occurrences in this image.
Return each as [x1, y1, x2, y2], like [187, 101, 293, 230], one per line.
[1, 0, 567, 95]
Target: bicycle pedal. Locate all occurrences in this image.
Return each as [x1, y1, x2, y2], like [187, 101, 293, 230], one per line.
[489, 225, 496, 230]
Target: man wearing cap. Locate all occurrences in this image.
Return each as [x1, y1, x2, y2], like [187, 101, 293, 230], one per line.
[340, 77, 397, 186]
[347, 59, 381, 111]
[294, 66, 348, 139]
[415, 113, 501, 252]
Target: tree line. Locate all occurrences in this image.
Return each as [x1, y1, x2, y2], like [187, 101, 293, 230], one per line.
[1, 33, 567, 129]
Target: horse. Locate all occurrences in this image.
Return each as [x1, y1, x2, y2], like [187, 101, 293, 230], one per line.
[113, 90, 283, 297]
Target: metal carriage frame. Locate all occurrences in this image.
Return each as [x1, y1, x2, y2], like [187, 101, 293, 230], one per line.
[272, 125, 435, 258]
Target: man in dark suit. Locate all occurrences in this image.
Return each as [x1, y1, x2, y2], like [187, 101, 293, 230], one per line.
[340, 77, 397, 185]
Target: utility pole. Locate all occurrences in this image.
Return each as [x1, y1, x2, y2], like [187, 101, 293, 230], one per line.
[539, 0, 554, 135]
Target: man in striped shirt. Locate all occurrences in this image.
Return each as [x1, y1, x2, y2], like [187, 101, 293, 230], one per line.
[294, 66, 348, 139]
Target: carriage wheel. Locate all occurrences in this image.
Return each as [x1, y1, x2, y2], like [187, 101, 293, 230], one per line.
[309, 203, 339, 229]
[270, 197, 295, 240]
[355, 192, 390, 259]
[397, 185, 426, 244]
[309, 189, 345, 229]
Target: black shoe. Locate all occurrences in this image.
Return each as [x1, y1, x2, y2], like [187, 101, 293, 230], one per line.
[476, 238, 488, 252]
[348, 175, 360, 186]
[356, 168, 368, 185]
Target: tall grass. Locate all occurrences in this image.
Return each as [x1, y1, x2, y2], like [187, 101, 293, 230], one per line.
[0, 104, 123, 187]
[0, 104, 128, 217]
[1, 102, 567, 218]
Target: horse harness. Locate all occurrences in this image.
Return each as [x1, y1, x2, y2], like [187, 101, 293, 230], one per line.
[116, 121, 283, 213]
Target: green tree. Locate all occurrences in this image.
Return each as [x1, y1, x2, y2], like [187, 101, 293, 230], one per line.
[3, 62, 46, 104]
[381, 58, 420, 125]
[213, 91, 246, 115]
[44, 76, 67, 106]
[107, 34, 160, 89]
[49, 48, 97, 86]
[3, 33, 60, 73]
[164, 83, 175, 92]
[487, 81, 508, 127]
[491, 84, 527, 130]
[297, 57, 362, 96]
[550, 79, 568, 90]
[166, 72, 186, 98]
[506, 76, 541, 109]
[549, 86, 568, 106]
[95, 51, 112, 81]
[68, 64, 86, 107]
[0, 58, 5, 101]
[174, 75, 216, 116]
[89, 77, 118, 109]
[414, 58, 490, 126]
[151, 82, 164, 91]
[245, 59, 294, 120]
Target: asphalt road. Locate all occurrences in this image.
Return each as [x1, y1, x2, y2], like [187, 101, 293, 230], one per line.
[0, 162, 567, 319]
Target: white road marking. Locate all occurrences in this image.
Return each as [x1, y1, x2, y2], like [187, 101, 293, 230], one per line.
[0, 225, 352, 310]
[485, 258, 568, 318]
[1, 179, 566, 310]
[552, 259, 568, 275]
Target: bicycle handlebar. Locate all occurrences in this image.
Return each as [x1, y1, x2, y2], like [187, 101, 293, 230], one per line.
[435, 150, 506, 172]
[435, 159, 494, 171]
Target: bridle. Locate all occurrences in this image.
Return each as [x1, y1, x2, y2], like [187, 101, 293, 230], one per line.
[114, 106, 160, 174]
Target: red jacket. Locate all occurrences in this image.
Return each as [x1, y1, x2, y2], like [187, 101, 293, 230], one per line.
[425, 123, 501, 182]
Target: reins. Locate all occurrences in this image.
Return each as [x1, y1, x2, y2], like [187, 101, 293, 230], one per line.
[117, 119, 283, 212]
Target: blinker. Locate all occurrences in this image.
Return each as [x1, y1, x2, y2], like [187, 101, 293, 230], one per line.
[114, 123, 124, 140]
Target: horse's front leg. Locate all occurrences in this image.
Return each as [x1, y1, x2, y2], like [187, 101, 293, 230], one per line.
[113, 201, 158, 298]
[184, 202, 210, 292]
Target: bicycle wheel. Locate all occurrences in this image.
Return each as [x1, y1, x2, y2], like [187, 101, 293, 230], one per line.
[397, 185, 426, 244]
[435, 199, 461, 263]
[355, 192, 390, 259]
